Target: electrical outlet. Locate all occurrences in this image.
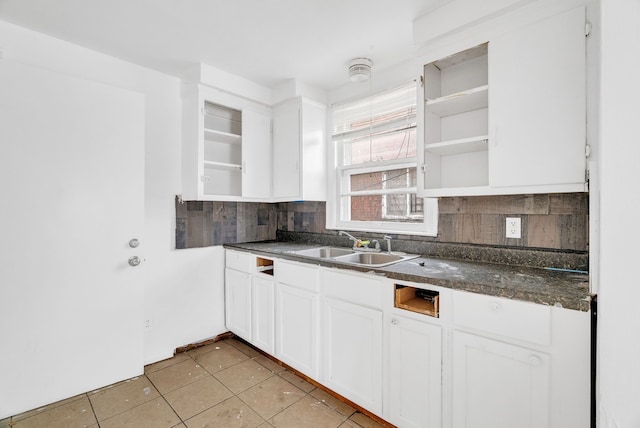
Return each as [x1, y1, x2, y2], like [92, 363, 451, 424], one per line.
[506, 217, 521, 239]
[145, 319, 152, 330]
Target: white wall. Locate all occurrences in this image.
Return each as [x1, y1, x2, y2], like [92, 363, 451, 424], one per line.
[597, 0, 640, 426]
[0, 20, 226, 366]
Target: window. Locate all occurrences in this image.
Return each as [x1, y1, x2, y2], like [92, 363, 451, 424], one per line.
[327, 81, 438, 236]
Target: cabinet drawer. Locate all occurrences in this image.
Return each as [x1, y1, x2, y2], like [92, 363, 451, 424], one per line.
[322, 269, 383, 309]
[452, 291, 551, 346]
[226, 250, 253, 273]
[276, 260, 319, 292]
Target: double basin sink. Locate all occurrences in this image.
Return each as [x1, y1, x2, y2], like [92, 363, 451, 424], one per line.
[290, 246, 419, 268]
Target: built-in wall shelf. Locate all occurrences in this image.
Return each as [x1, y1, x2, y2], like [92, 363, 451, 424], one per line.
[426, 85, 488, 117]
[203, 160, 242, 170]
[421, 42, 489, 194]
[204, 128, 242, 144]
[425, 135, 488, 156]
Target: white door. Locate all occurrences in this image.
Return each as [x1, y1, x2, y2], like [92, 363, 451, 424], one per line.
[225, 268, 252, 340]
[489, 5, 586, 189]
[251, 274, 275, 354]
[241, 108, 272, 198]
[389, 315, 442, 428]
[0, 60, 145, 418]
[272, 99, 301, 199]
[275, 282, 318, 377]
[323, 297, 383, 414]
[452, 331, 550, 428]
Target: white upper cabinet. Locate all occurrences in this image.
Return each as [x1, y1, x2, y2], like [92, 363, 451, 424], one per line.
[419, 5, 587, 197]
[489, 5, 586, 191]
[181, 83, 272, 201]
[272, 97, 327, 201]
[422, 43, 489, 195]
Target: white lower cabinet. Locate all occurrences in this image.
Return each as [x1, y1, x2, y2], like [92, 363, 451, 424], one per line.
[224, 267, 252, 340]
[275, 260, 319, 378]
[321, 269, 384, 415]
[450, 290, 590, 428]
[224, 250, 589, 428]
[225, 250, 275, 352]
[322, 297, 383, 415]
[452, 331, 550, 428]
[389, 314, 442, 428]
[251, 274, 275, 354]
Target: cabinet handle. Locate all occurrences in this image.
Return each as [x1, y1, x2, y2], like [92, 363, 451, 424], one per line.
[391, 318, 398, 325]
[529, 355, 542, 367]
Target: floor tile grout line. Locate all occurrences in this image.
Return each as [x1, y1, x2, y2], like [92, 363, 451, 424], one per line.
[158, 392, 185, 427]
[232, 372, 309, 422]
[83, 392, 101, 427]
[138, 372, 190, 427]
[176, 341, 318, 426]
[179, 394, 268, 427]
[87, 374, 164, 425]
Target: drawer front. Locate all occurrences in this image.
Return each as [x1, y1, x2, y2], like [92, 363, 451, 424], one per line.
[453, 291, 551, 346]
[225, 250, 253, 273]
[322, 269, 383, 309]
[276, 260, 319, 292]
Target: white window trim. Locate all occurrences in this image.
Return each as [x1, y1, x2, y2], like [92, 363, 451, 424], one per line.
[325, 80, 438, 237]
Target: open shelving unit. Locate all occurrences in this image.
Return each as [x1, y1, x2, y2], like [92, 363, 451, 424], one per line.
[422, 43, 489, 195]
[201, 101, 243, 196]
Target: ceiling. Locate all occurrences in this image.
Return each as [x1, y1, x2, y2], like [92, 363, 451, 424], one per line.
[0, 0, 450, 91]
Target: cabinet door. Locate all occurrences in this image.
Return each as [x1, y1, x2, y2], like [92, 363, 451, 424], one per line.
[251, 275, 275, 354]
[275, 283, 318, 377]
[389, 315, 442, 428]
[272, 99, 301, 199]
[489, 6, 586, 189]
[225, 268, 252, 341]
[242, 108, 272, 198]
[323, 297, 383, 415]
[452, 331, 550, 428]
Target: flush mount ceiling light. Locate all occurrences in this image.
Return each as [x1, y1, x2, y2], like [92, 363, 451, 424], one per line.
[348, 58, 372, 83]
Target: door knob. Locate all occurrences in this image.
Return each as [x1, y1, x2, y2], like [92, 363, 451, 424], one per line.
[128, 256, 141, 267]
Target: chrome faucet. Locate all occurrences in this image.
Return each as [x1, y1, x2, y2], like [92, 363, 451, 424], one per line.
[383, 235, 392, 254]
[339, 231, 381, 252]
[339, 231, 360, 249]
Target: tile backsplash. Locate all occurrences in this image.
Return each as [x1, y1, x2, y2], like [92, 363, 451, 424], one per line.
[175, 199, 277, 249]
[176, 193, 588, 252]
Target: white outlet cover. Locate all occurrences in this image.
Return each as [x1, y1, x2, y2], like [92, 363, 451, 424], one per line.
[506, 217, 522, 239]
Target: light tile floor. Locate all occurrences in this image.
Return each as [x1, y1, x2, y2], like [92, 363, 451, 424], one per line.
[2, 338, 387, 428]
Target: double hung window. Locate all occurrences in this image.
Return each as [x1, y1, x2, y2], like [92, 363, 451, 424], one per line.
[328, 81, 437, 235]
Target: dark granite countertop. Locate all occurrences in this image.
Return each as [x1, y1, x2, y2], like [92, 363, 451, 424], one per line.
[224, 241, 591, 312]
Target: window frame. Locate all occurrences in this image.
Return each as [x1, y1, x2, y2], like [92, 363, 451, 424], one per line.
[326, 80, 438, 237]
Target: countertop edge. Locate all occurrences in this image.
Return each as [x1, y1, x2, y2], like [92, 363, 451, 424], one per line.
[224, 242, 591, 312]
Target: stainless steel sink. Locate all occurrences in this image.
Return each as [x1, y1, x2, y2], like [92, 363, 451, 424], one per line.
[334, 252, 418, 267]
[293, 246, 356, 258]
[291, 246, 418, 267]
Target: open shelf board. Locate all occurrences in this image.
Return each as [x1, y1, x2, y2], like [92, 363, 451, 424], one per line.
[425, 135, 488, 156]
[204, 128, 242, 144]
[426, 85, 488, 118]
[203, 160, 242, 170]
